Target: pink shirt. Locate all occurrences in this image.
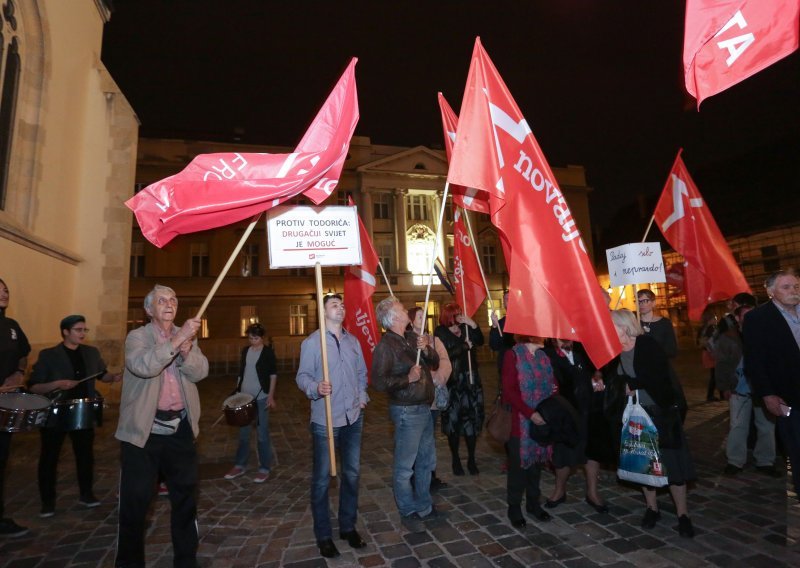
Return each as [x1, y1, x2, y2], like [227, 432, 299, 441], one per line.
[153, 324, 185, 411]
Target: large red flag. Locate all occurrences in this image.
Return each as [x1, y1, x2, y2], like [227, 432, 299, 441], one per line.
[343, 197, 380, 380]
[447, 38, 620, 368]
[127, 59, 359, 247]
[437, 93, 490, 214]
[653, 151, 751, 320]
[452, 208, 487, 318]
[684, 0, 800, 107]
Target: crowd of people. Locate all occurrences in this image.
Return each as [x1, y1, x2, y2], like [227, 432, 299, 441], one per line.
[1, 271, 798, 565]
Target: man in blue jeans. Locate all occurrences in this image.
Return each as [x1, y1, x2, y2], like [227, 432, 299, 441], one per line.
[372, 297, 446, 533]
[296, 294, 369, 559]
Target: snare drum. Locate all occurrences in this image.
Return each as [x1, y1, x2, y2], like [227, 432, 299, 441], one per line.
[223, 393, 256, 427]
[47, 397, 104, 431]
[0, 392, 52, 432]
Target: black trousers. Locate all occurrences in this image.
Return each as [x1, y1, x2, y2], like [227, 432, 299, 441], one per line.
[116, 418, 198, 568]
[38, 427, 94, 505]
[0, 432, 10, 518]
[506, 436, 543, 511]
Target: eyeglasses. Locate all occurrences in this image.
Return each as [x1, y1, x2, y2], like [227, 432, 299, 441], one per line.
[637, 298, 652, 304]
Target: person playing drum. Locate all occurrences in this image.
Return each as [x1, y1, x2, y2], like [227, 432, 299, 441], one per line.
[0, 277, 31, 538]
[27, 315, 122, 518]
[223, 322, 277, 483]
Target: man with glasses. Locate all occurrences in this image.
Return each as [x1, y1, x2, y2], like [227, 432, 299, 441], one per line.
[28, 315, 121, 518]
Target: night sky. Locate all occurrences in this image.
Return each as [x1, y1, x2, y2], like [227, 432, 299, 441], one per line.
[101, 0, 800, 249]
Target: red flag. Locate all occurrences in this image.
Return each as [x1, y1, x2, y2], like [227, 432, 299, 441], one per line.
[343, 197, 380, 380]
[437, 93, 490, 214]
[126, 59, 359, 247]
[684, 0, 800, 107]
[653, 151, 751, 320]
[452, 208, 487, 318]
[447, 38, 620, 368]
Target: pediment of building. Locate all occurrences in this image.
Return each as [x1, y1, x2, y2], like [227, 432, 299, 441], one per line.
[357, 146, 448, 177]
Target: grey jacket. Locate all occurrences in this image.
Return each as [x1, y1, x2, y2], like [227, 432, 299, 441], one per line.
[115, 323, 209, 448]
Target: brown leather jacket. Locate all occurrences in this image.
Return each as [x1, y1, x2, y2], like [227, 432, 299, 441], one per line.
[371, 329, 438, 406]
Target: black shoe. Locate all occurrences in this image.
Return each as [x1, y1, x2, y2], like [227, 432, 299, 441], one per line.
[400, 513, 426, 533]
[0, 518, 29, 538]
[544, 495, 566, 509]
[452, 459, 465, 476]
[467, 459, 479, 475]
[641, 507, 661, 529]
[39, 504, 55, 519]
[510, 516, 526, 528]
[723, 463, 743, 476]
[585, 497, 608, 514]
[678, 515, 695, 538]
[508, 506, 526, 528]
[420, 505, 449, 527]
[78, 494, 101, 508]
[525, 504, 551, 522]
[317, 538, 340, 558]
[339, 529, 367, 549]
[430, 476, 448, 492]
[755, 465, 783, 478]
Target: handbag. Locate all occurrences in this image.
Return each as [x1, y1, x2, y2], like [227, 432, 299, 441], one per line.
[486, 395, 512, 443]
[617, 391, 669, 487]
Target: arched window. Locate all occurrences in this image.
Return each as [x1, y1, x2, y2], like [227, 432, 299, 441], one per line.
[407, 223, 443, 286]
[0, 1, 21, 210]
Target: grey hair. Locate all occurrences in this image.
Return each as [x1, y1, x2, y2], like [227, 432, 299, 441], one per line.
[765, 269, 796, 291]
[144, 284, 177, 314]
[376, 297, 401, 329]
[610, 308, 643, 338]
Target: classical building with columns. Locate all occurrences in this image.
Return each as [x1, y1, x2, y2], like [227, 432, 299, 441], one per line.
[130, 136, 593, 369]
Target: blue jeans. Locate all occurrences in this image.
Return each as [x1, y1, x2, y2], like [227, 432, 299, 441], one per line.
[389, 404, 435, 517]
[310, 415, 363, 541]
[235, 397, 271, 471]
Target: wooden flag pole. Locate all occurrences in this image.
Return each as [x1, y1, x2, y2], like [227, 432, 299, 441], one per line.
[462, 207, 501, 336]
[417, 182, 451, 364]
[315, 262, 337, 477]
[195, 214, 262, 319]
[641, 215, 656, 244]
[377, 261, 394, 297]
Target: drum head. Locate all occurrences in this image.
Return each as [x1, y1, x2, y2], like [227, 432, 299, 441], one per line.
[0, 392, 52, 410]
[223, 393, 254, 409]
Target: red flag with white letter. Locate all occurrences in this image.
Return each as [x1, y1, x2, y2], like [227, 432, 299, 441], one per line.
[343, 197, 380, 380]
[653, 151, 751, 320]
[453, 208, 487, 318]
[684, 0, 800, 107]
[447, 38, 620, 368]
[438, 93, 490, 214]
[126, 59, 359, 247]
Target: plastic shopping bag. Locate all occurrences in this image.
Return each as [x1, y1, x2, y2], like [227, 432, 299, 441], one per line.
[617, 392, 669, 487]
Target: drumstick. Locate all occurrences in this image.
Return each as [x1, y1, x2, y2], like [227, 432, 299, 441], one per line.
[211, 412, 225, 427]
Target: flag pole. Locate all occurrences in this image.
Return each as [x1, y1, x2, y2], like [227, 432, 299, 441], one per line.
[195, 213, 262, 319]
[417, 182, 451, 364]
[462, 206, 501, 336]
[641, 215, 655, 243]
[314, 262, 337, 477]
[459, 260, 475, 386]
[377, 261, 394, 296]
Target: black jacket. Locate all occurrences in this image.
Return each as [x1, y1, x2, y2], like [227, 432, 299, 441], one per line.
[529, 394, 580, 447]
[744, 301, 800, 406]
[236, 345, 277, 395]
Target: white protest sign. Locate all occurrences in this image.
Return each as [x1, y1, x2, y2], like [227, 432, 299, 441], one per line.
[267, 206, 362, 268]
[606, 242, 666, 287]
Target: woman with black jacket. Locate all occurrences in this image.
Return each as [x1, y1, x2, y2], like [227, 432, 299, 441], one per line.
[223, 323, 277, 483]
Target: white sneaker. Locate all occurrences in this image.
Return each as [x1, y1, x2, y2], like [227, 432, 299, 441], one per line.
[223, 466, 245, 480]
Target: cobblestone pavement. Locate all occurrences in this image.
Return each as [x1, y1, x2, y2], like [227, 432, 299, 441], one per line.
[2, 348, 799, 567]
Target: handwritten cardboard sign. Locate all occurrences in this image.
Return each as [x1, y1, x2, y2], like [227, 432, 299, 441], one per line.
[606, 242, 666, 287]
[267, 206, 362, 268]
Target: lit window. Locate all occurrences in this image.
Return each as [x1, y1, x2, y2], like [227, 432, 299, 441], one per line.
[407, 195, 429, 221]
[407, 224, 440, 285]
[290, 304, 308, 336]
[376, 241, 394, 273]
[240, 306, 259, 336]
[241, 243, 259, 277]
[482, 245, 497, 274]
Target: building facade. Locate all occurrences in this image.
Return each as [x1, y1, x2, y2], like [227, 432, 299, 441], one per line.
[130, 136, 594, 370]
[0, 0, 138, 373]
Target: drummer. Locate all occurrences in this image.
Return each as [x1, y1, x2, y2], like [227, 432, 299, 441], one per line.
[0, 277, 31, 538]
[28, 315, 121, 518]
